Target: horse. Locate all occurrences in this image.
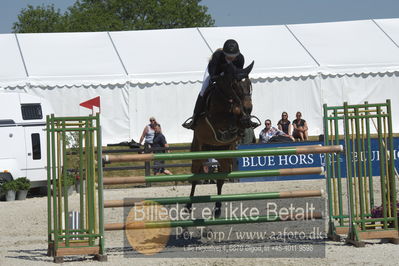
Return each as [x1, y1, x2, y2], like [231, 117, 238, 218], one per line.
[186, 61, 259, 217]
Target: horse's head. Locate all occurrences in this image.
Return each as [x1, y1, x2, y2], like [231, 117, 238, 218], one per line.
[215, 61, 257, 129]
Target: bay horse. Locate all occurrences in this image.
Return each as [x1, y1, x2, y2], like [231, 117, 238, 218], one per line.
[187, 61, 259, 217]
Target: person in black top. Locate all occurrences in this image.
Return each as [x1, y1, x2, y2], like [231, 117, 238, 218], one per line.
[152, 124, 172, 175]
[182, 39, 245, 129]
[277, 111, 292, 136]
[292, 111, 308, 141]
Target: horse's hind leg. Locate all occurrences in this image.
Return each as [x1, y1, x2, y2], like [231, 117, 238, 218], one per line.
[187, 134, 204, 213]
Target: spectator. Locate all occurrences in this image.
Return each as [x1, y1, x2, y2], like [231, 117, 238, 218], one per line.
[292, 111, 308, 141]
[152, 124, 172, 175]
[139, 117, 159, 151]
[202, 158, 219, 184]
[277, 111, 292, 136]
[259, 119, 294, 143]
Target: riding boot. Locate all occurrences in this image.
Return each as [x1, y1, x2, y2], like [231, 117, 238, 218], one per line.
[182, 95, 205, 129]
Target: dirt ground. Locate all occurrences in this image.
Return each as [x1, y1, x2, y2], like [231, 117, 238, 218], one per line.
[1, 179, 399, 265]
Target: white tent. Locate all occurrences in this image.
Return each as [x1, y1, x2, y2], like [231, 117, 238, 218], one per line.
[1, 18, 399, 144]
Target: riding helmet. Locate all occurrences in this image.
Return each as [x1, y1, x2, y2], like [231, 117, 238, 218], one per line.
[223, 39, 240, 57]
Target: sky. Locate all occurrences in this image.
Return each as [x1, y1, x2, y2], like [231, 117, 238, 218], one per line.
[1, 0, 399, 33]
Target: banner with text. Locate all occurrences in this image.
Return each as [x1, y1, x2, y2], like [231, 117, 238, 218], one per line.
[237, 138, 399, 182]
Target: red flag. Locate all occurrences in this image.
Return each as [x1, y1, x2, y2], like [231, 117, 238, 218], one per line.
[80, 96, 100, 110]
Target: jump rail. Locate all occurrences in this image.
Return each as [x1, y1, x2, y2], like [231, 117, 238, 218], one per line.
[103, 167, 324, 184]
[105, 212, 323, 231]
[104, 189, 323, 208]
[102, 145, 343, 163]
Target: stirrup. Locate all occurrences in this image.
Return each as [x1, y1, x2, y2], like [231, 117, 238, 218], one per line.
[182, 117, 194, 129]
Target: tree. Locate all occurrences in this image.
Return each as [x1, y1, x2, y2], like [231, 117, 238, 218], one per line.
[12, 5, 67, 33]
[12, 0, 214, 33]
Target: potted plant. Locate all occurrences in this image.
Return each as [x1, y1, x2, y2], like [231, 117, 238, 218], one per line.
[15, 177, 31, 200]
[1, 180, 18, 201]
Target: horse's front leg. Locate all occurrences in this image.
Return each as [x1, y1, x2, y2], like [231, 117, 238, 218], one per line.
[213, 158, 230, 218]
[214, 179, 224, 218]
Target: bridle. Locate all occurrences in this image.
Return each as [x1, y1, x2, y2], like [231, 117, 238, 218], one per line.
[216, 77, 252, 118]
[209, 61, 260, 130]
[231, 78, 252, 112]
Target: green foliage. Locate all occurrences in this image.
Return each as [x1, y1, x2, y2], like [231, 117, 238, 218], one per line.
[15, 177, 31, 191]
[1, 180, 18, 192]
[64, 132, 82, 176]
[62, 172, 76, 187]
[12, 4, 67, 33]
[13, 0, 214, 33]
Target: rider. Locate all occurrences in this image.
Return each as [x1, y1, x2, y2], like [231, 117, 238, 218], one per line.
[182, 39, 245, 130]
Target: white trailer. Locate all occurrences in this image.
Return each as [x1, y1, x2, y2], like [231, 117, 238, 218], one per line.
[0, 92, 54, 188]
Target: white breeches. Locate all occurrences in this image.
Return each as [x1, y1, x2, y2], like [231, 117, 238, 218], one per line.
[199, 67, 210, 96]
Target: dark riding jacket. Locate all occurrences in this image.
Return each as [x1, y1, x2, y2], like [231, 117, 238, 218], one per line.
[208, 49, 245, 78]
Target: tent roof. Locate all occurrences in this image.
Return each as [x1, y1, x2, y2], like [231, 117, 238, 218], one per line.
[17, 32, 127, 86]
[290, 19, 399, 75]
[199, 25, 319, 78]
[374, 18, 399, 49]
[1, 18, 399, 87]
[0, 34, 27, 86]
[109, 28, 211, 83]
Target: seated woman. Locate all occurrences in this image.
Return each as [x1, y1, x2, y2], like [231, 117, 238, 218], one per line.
[277, 111, 292, 135]
[292, 111, 308, 141]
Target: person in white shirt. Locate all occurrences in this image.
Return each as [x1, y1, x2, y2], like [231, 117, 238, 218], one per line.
[259, 119, 294, 143]
[139, 116, 159, 151]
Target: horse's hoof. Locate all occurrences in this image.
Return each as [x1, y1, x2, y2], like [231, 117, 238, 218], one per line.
[214, 207, 221, 218]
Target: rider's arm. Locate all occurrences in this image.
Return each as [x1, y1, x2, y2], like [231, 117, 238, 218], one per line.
[208, 50, 223, 77]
